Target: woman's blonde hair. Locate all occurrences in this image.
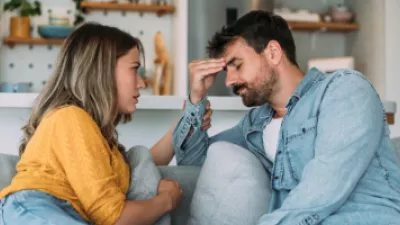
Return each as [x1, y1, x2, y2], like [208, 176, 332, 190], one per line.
[19, 23, 144, 156]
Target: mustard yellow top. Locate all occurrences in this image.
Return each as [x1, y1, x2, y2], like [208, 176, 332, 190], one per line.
[0, 105, 130, 225]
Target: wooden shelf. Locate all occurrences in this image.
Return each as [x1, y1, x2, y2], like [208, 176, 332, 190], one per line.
[80, 2, 175, 16]
[3, 37, 64, 48]
[287, 21, 360, 32]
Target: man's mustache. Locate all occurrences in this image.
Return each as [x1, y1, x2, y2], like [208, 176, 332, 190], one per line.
[233, 84, 247, 95]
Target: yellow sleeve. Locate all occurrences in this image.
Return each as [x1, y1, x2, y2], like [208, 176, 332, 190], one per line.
[51, 106, 125, 225]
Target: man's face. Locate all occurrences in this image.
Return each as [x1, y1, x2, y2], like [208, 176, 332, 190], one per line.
[222, 39, 278, 107]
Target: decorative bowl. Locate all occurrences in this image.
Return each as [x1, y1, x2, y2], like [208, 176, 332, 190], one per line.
[38, 25, 74, 39]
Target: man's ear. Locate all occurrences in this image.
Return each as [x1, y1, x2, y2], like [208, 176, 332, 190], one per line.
[262, 40, 282, 66]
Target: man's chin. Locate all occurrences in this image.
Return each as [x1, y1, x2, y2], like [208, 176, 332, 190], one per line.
[240, 96, 258, 108]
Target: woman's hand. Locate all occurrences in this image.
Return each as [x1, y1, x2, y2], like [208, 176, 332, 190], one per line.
[158, 179, 182, 211]
[201, 100, 213, 131]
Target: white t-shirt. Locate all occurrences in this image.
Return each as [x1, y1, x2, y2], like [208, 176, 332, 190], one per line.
[262, 118, 283, 161]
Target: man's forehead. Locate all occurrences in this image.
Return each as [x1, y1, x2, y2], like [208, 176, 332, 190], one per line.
[222, 39, 253, 60]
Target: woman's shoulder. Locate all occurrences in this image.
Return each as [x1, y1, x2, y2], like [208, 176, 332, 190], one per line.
[42, 105, 98, 129]
[44, 105, 91, 120]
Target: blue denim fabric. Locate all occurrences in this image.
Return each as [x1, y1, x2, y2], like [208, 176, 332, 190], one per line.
[172, 67, 400, 225]
[0, 190, 90, 225]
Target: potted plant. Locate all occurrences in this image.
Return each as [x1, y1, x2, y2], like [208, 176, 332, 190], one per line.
[3, 0, 42, 38]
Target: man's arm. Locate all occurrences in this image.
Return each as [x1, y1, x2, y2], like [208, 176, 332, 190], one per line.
[258, 71, 387, 225]
[173, 96, 248, 166]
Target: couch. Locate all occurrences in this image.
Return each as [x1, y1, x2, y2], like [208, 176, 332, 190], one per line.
[1, 140, 400, 225]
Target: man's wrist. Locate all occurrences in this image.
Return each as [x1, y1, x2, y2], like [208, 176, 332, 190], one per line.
[189, 92, 204, 105]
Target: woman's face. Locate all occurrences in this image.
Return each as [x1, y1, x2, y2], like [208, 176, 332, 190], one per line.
[115, 47, 145, 114]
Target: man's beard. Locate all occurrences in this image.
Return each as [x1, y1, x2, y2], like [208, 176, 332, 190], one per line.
[233, 68, 278, 107]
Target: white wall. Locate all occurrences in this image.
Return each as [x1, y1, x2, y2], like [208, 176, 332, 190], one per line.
[346, 0, 386, 98]
[346, 0, 400, 137]
[384, 0, 400, 137]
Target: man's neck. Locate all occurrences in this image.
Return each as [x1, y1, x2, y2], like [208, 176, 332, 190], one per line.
[269, 63, 304, 115]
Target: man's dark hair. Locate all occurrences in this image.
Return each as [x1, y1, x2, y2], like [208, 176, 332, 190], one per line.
[207, 10, 298, 67]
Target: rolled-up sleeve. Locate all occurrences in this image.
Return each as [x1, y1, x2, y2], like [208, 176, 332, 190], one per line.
[53, 108, 125, 225]
[173, 96, 209, 166]
[258, 71, 386, 224]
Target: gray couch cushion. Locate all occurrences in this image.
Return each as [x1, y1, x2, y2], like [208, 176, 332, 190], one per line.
[0, 153, 18, 191]
[159, 166, 200, 225]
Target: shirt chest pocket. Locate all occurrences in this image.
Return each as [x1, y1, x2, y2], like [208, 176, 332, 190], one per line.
[281, 117, 318, 189]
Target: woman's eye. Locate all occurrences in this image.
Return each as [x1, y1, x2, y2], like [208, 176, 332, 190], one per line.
[236, 64, 242, 70]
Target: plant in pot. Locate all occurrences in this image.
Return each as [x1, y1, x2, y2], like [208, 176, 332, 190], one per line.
[3, 0, 42, 39]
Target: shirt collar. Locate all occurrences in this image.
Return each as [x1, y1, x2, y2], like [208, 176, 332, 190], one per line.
[260, 67, 324, 119]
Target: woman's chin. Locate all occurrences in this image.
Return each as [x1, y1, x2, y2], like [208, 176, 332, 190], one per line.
[119, 105, 136, 114]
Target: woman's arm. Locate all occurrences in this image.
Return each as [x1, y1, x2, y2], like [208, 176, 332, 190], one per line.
[150, 119, 179, 165]
[115, 195, 170, 225]
[150, 100, 213, 166]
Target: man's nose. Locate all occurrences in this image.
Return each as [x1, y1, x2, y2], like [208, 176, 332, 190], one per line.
[225, 70, 238, 87]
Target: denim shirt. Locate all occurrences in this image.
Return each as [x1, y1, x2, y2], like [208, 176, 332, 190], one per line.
[172, 68, 400, 224]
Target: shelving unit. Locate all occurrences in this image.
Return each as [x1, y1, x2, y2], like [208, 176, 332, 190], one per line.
[80, 2, 175, 16]
[3, 37, 64, 48]
[287, 21, 360, 32]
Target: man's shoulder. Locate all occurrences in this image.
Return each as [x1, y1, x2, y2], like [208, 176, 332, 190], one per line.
[319, 69, 372, 88]
[307, 69, 377, 101]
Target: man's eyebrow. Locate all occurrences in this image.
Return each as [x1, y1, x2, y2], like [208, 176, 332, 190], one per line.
[226, 57, 238, 66]
[223, 57, 241, 70]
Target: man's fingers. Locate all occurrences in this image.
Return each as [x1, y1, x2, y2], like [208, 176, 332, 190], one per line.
[191, 67, 224, 78]
[191, 58, 224, 66]
[191, 61, 225, 71]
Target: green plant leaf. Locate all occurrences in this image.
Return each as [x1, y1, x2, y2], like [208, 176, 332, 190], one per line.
[74, 13, 84, 26]
[4, 0, 22, 11]
[33, 1, 42, 15]
[8, 0, 42, 16]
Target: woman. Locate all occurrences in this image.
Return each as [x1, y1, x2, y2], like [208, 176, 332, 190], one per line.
[0, 23, 212, 225]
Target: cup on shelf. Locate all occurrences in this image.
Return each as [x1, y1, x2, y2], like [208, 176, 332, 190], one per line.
[49, 16, 70, 26]
[0, 82, 33, 93]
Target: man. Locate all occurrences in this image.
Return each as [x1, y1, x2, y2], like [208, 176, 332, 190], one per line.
[172, 10, 400, 225]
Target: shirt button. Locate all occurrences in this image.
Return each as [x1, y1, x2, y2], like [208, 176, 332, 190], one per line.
[273, 176, 279, 180]
[191, 112, 195, 116]
[302, 128, 306, 133]
[277, 150, 282, 155]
